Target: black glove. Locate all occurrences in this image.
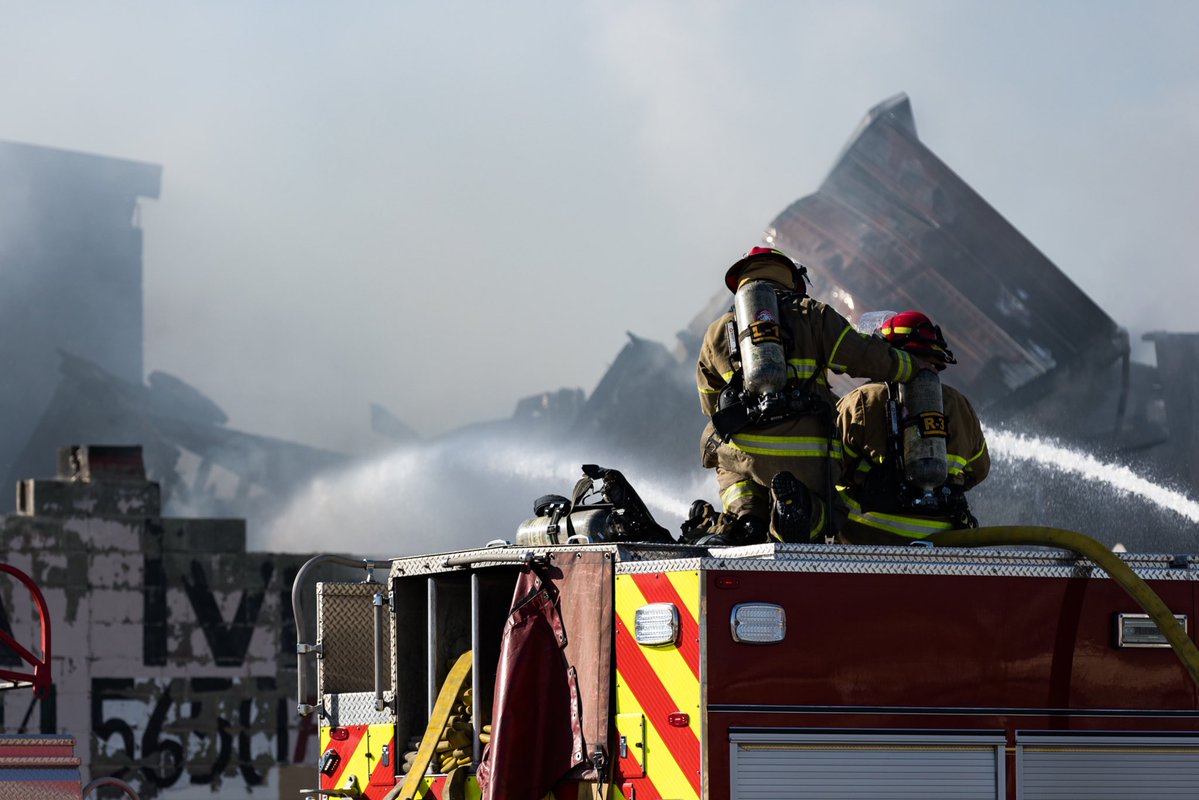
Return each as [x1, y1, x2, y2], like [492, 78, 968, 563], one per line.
[944, 485, 978, 529]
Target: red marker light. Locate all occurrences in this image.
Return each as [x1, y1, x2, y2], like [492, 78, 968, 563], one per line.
[715, 575, 740, 589]
[329, 727, 350, 741]
[668, 712, 690, 727]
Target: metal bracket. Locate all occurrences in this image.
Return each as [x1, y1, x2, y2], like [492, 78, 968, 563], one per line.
[296, 702, 327, 718]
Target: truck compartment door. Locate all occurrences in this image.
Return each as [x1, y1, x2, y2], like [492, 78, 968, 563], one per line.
[616, 713, 646, 779]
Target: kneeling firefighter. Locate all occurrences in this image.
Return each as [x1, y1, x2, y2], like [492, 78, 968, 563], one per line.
[836, 311, 990, 545]
[691, 247, 918, 545]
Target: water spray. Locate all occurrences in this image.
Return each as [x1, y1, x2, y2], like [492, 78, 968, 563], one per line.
[986, 428, 1199, 524]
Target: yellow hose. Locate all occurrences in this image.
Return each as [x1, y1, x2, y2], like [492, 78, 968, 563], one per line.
[926, 526, 1199, 692]
[386, 650, 474, 800]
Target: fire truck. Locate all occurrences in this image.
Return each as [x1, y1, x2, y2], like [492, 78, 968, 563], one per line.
[293, 513, 1199, 798]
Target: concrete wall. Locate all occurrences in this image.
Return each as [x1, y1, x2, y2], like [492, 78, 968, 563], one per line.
[0, 447, 330, 798]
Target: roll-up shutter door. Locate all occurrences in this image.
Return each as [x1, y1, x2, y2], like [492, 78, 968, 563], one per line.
[730, 731, 1005, 799]
[1019, 735, 1199, 799]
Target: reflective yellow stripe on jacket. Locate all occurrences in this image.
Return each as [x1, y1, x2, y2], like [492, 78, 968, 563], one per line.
[948, 442, 988, 479]
[826, 325, 854, 373]
[787, 358, 828, 386]
[721, 480, 765, 512]
[726, 434, 843, 459]
[828, 324, 914, 382]
[891, 349, 914, 383]
[947, 453, 967, 479]
[839, 491, 955, 538]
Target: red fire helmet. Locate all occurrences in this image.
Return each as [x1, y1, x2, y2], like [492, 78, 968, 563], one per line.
[880, 311, 957, 364]
[724, 246, 808, 293]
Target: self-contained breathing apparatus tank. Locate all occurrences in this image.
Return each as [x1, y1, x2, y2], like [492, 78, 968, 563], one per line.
[898, 368, 949, 496]
[515, 500, 611, 546]
[733, 280, 788, 398]
[860, 310, 954, 512]
[709, 248, 821, 438]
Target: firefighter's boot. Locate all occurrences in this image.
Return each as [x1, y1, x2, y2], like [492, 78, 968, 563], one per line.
[737, 514, 769, 545]
[685, 502, 768, 547]
[770, 471, 812, 543]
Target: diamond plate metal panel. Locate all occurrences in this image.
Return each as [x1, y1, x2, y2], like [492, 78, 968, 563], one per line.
[615, 543, 1199, 581]
[385, 542, 700, 580]
[388, 542, 700, 578]
[318, 581, 393, 698]
[0, 781, 81, 800]
[322, 690, 398, 727]
[374, 541, 1199, 582]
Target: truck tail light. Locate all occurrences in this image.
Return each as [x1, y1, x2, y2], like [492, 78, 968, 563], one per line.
[634, 603, 679, 646]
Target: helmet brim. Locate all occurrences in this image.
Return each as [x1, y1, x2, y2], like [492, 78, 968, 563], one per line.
[724, 252, 804, 292]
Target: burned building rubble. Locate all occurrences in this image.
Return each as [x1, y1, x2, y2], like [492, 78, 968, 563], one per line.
[13, 351, 347, 531]
[0, 140, 161, 512]
[0, 140, 348, 530]
[566, 332, 703, 473]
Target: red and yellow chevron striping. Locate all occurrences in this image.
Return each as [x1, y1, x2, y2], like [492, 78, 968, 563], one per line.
[614, 570, 702, 800]
[319, 723, 396, 794]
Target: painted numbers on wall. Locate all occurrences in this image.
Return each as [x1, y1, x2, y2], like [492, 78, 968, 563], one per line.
[91, 676, 290, 794]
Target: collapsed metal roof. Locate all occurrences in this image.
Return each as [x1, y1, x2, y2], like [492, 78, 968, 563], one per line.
[765, 94, 1127, 407]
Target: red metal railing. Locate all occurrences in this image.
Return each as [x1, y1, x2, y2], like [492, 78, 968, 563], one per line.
[0, 563, 52, 698]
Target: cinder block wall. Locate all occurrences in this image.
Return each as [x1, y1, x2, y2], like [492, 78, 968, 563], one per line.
[0, 447, 346, 798]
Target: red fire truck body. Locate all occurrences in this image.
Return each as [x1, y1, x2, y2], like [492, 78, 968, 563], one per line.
[298, 536, 1199, 800]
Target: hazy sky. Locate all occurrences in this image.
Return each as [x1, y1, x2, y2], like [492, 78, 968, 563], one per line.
[1, 1, 1195, 453]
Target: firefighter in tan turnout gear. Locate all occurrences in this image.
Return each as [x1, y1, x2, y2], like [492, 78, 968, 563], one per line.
[694, 247, 918, 544]
[836, 310, 990, 544]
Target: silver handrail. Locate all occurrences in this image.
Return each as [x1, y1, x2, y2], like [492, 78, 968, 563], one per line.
[441, 550, 543, 568]
[374, 590, 388, 712]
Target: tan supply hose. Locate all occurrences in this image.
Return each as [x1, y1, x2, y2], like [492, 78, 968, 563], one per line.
[926, 526, 1199, 692]
[386, 650, 474, 800]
